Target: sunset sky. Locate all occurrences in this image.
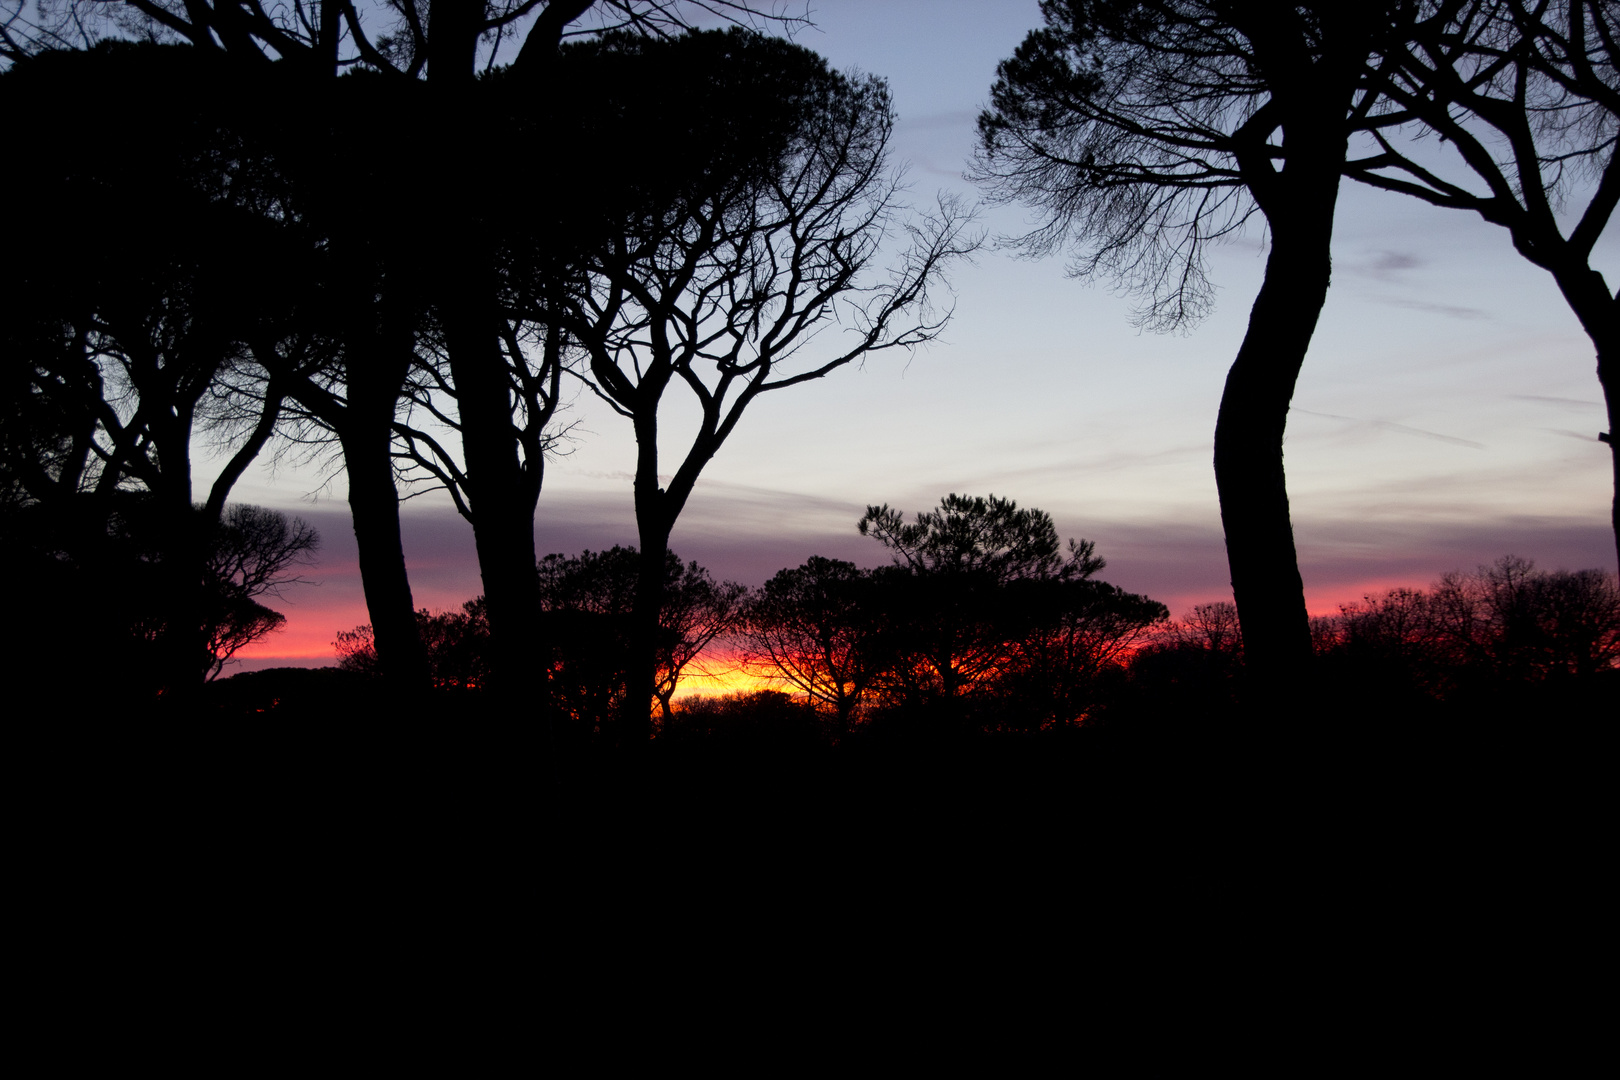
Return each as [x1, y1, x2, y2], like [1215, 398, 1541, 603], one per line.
[215, 0, 1619, 672]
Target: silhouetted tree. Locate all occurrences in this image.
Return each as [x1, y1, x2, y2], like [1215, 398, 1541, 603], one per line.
[860, 494, 1105, 585]
[1165, 601, 1246, 658]
[1308, 558, 1620, 702]
[5, 3, 809, 700]
[0, 489, 315, 691]
[537, 545, 746, 733]
[1430, 556, 1620, 681]
[974, 1, 1407, 708]
[734, 557, 888, 732]
[1, 1, 808, 73]
[1126, 600, 1246, 715]
[856, 494, 1158, 731]
[335, 597, 491, 690]
[558, 29, 975, 742]
[997, 577, 1169, 727]
[202, 504, 319, 678]
[1, 44, 316, 697]
[1346, 0, 1620, 570]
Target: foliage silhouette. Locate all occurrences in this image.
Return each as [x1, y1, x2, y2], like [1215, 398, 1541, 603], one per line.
[852, 494, 1167, 732]
[1, 43, 321, 696]
[1, 4, 811, 702]
[0, 491, 315, 694]
[336, 597, 491, 692]
[974, 1, 1409, 705]
[537, 545, 746, 731]
[734, 557, 889, 733]
[860, 493, 1104, 584]
[1128, 601, 1247, 717]
[1344, 0, 1620, 570]
[202, 504, 320, 679]
[552, 29, 976, 742]
[1315, 556, 1620, 692]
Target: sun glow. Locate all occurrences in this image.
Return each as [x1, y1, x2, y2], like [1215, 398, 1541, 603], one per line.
[672, 647, 783, 701]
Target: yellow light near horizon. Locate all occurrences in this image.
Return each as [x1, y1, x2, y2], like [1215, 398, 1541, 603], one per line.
[673, 665, 782, 702]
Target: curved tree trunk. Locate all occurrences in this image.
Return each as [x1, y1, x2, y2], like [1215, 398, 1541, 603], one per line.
[341, 422, 430, 690]
[1603, 346, 1620, 572]
[1544, 267, 1620, 572]
[287, 316, 430, 691]
[1576, 332, 1620, 574]
[1214, 162, 1344, 711]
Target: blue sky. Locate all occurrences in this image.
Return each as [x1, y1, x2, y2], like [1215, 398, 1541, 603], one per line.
[215, 0, 1618, 666]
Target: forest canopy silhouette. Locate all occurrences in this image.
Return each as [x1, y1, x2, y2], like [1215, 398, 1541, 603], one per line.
[1, 1, 1615, 749]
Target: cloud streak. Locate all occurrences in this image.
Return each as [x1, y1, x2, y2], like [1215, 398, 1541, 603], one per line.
[1372, 295, 1491, 320]
[1512, 394, 1603, 409]
[1292, 407, 1486, 448]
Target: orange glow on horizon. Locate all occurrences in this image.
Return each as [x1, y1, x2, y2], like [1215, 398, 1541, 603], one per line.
[230, 571, 1487, 678]
[1302, 574, 1442, 618]
[671, 646, 784, 700]
[673, 665, 781, 700]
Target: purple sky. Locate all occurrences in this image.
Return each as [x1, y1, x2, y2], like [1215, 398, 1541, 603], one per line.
[215, 0, 1619, 670]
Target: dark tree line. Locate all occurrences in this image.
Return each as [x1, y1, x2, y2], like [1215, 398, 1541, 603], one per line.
[1311, 556, 1620, 694]
[328, 494, 1172, 737]
[0, 2, 968, 723]
[328, 532, 1617, 740]
[732, 496, 1168, 738]
[336, 543, 747, 733]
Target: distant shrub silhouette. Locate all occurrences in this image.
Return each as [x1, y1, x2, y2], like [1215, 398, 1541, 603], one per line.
[664, 691, 827, 751]
[1316, 558, 1620, 697]
[733, 557, 888, 735]
[1126, 602, 1247, 719]
[335, 599, 489, 692]
[537, 546, 745, 737]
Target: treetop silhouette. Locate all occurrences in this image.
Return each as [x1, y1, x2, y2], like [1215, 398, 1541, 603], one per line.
[859, 493, 1104, 584]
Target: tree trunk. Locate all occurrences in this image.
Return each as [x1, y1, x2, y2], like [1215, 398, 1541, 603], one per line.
[1213, 183, 1341, 710]
[1603, 345, 1620, 572]
[156, 500, 209, 708]
[438, 254, 546, 705]
[623, 486, 672, 748]
[1544, 266, 1620, 572]
[426, 50, 546, 708]
[291, 294, 432, 693]
[341, 421, 430, 690]
[151, 412, 207, 707]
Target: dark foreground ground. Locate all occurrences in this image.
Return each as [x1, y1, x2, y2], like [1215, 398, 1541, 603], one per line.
[36, 666, 1611, 842]
[15, 668, 1608, 1036]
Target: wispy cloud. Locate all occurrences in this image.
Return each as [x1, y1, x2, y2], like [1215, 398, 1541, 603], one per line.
[1293, 407, 1486, 448]
[1512, 394, 1603, 409]
[947, 440, 1211, 490]
[1374, 295, 1491, 320]
[1352, 249, 1424, 279]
